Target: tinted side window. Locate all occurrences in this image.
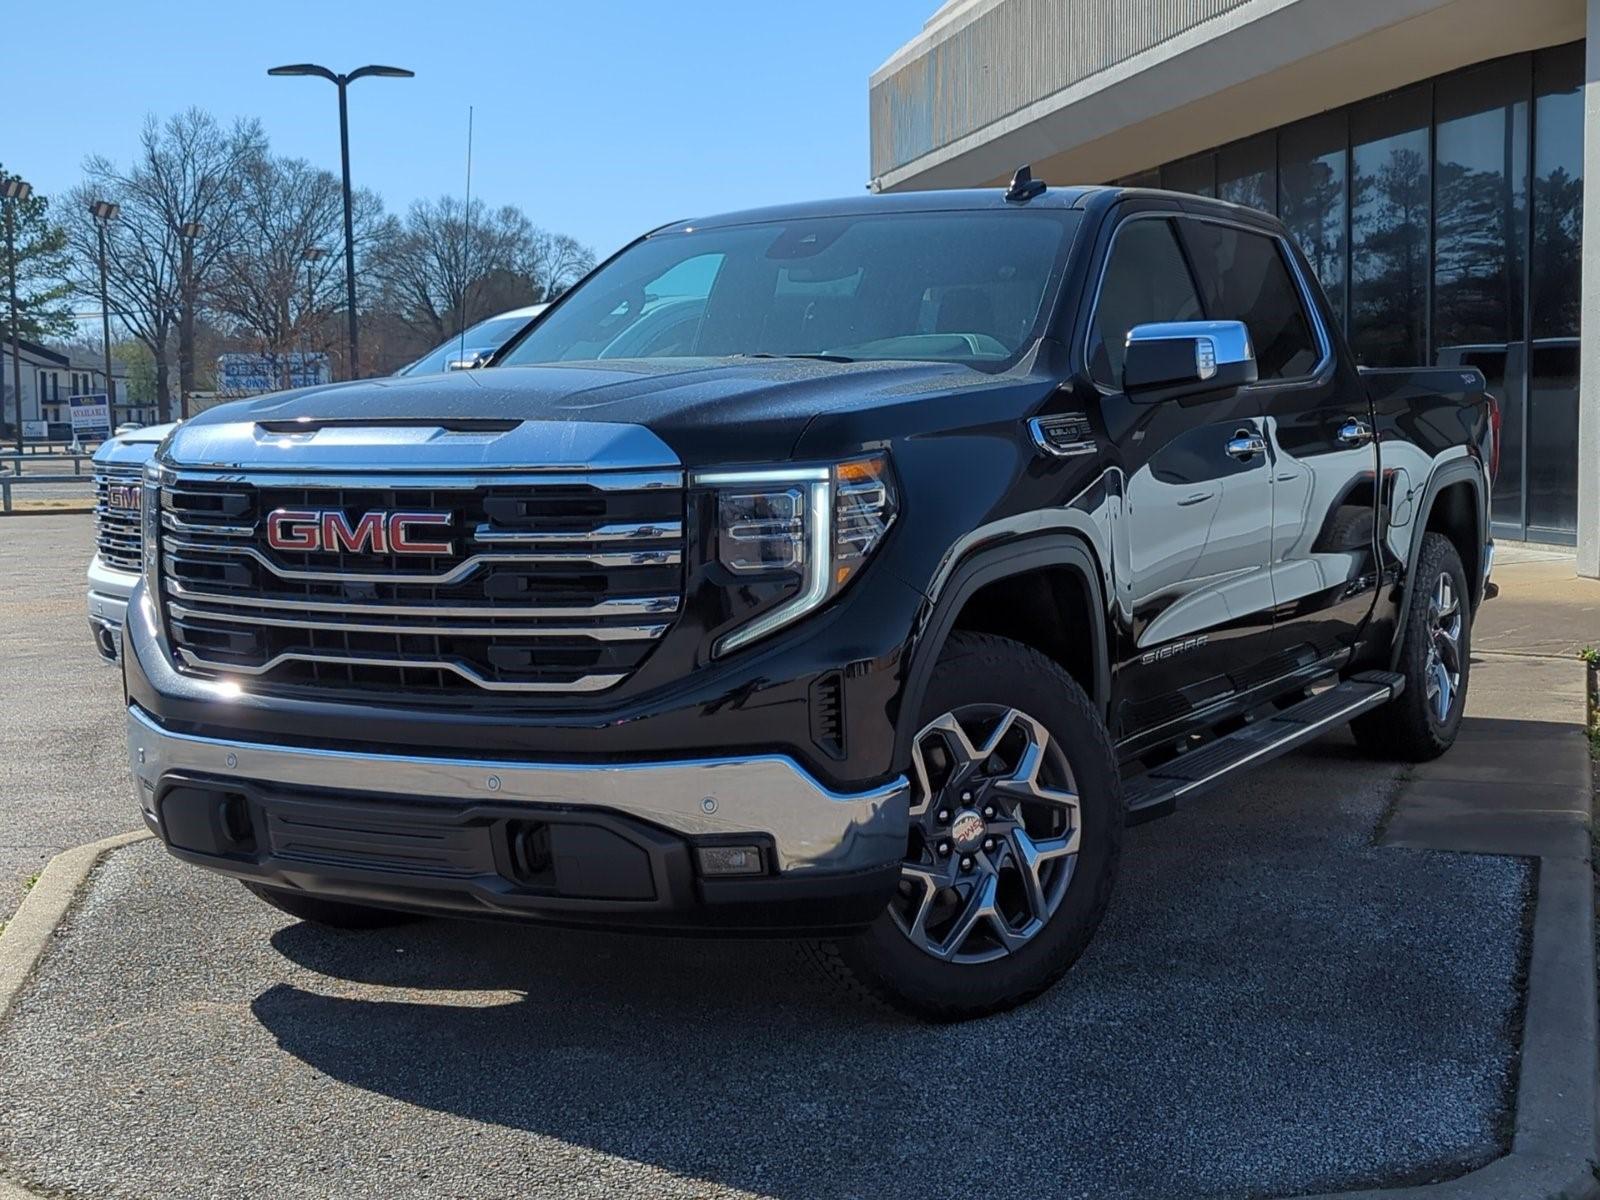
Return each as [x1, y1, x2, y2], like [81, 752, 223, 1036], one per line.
[1089, 218, 1204, 388]
[1180, 222, 1320, 379]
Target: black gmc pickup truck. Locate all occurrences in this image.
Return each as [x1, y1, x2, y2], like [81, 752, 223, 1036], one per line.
[124, 175, 1493, 1020]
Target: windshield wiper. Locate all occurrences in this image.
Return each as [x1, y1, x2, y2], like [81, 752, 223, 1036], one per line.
[737, 352, 857, 364]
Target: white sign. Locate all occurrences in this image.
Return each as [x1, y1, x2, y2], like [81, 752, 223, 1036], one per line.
[69, 394, 111, 441]
[21, 420, 48, 441]
[216, 352, 331, 397]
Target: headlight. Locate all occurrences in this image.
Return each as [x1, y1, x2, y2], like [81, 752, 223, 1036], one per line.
[695, 455, 898, 655]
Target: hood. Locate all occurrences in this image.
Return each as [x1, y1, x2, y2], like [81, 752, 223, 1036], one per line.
[169, 358, 998, 469]
[94, 422, 179, 465]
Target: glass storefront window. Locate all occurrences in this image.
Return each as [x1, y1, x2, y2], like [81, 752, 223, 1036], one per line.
[1528, 42, 1585, 536]
[1349, 86, 1430, 368]
[1277, 112, 1349, 328]
[1139, 43, 1582, 540]
[1217, 134, 1275, 214]
[1433, 57, 1530, 529]
[1162, 154, 1216, 198]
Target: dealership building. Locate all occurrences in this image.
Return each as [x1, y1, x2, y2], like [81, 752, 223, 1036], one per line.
[870, 0, 1600, 577]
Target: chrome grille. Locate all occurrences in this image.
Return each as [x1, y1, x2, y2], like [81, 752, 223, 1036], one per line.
[94, 463, 146, 573]
[157, 471, 685, 698]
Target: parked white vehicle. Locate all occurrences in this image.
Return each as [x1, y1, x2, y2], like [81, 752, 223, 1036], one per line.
[89, 423, 176, 660]
[396, 304, 547, 375]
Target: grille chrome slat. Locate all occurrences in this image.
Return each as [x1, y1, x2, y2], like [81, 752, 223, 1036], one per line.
[157, 469, 686, 697]
[173, 647, 628, 694]
[168, 601, 670, 641]
[163, 537, 680, 582]
[163, 578, 679, 619]
[160, 512, 254, 537]
[471, 521, 682, 544]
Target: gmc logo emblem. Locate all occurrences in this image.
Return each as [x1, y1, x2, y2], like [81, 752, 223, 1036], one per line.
[265, 509, 454, 556]
[106, 484, 141, 512]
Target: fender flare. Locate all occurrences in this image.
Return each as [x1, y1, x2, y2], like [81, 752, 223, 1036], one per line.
[1389, 455, 1487, 669]
[893, 533, 1111, 771]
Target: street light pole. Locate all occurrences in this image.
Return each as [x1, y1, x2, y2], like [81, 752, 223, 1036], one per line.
[3, 179, 32, 455]
[88, 200, 120, 429]
[268, 62, 414, 381]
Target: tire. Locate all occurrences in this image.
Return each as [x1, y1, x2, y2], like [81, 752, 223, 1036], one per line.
[1351, 531, 1471, 761]
[242, 881, 423, 930]
[810, 631, 1123, 1022]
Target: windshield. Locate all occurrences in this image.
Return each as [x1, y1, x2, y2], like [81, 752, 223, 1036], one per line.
[400, 313, 539, 376]
[498, 211, 1078, 370]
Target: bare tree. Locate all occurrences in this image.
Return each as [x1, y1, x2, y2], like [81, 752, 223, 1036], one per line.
[371, 196, 593, 345]
[66, 109, 262, 420]
[207, 155, 377, 382]
[522, 229, 595, 301]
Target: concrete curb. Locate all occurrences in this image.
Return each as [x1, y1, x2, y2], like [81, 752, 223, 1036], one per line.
[0, 830, 151, 1026]
[0, 505, 94, 517]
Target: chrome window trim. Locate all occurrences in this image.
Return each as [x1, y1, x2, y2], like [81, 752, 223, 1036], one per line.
[1082, 207, 1335, 397]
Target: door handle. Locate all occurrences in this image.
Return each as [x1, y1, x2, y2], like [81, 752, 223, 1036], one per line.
[1338, 418, 1374, 446]
[1225, 431, 1267, 461]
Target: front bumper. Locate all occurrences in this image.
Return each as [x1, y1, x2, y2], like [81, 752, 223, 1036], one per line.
[87, 555, 137, 662]
[127, 704, 909, 934]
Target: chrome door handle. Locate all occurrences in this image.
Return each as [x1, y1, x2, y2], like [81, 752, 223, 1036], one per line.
[1225, 432, 1267, 461]
[1338, 418, 1374, 446]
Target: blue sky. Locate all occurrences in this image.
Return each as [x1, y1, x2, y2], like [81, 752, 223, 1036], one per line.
[7, 0, 933, 259]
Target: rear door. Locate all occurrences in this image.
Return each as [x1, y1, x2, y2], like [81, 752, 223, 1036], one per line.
[1176, 216, 1380, 668]
[1089, 212, 1281, 744]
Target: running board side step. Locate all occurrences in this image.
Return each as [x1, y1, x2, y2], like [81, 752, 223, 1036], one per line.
[1124, 671, 1404, 823]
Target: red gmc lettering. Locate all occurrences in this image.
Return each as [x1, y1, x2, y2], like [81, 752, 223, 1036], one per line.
[386, 511, 453, 555]
[263, 508, 452, 555]
[265, 508, 321, 551]
[321, 511, 388, 554]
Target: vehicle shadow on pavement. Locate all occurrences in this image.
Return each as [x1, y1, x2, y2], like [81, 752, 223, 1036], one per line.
[248, 737, 1529, 1200]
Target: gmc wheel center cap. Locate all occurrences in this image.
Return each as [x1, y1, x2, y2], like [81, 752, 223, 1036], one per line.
[950, 809, 986, 851]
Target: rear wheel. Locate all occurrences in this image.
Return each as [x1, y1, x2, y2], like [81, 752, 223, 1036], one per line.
[811, 632, 1122, 1021]
[1352, 532, 1470, 761]
[242, 882, 423, 930]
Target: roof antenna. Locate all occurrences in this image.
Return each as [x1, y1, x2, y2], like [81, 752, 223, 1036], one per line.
[1005, 164, 1046, 203]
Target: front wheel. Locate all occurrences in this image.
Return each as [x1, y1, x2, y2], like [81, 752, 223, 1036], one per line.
[810, 632, 1122, 1022]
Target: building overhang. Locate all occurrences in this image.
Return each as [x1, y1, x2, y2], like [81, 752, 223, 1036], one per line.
[871, 0, 1585, 191]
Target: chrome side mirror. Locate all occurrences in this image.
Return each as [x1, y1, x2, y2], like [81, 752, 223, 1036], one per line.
[1122, 320, 1257, 400]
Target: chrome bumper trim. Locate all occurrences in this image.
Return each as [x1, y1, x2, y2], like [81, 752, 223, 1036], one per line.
[127, 706, 910, 873]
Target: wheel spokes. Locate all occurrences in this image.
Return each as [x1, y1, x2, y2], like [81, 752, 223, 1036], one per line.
[896, 704, 1083, 964]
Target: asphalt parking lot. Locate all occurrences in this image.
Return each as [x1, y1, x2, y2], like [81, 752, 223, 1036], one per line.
[0, 514, 131, 917]
[0, 513, 1542, 1200]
